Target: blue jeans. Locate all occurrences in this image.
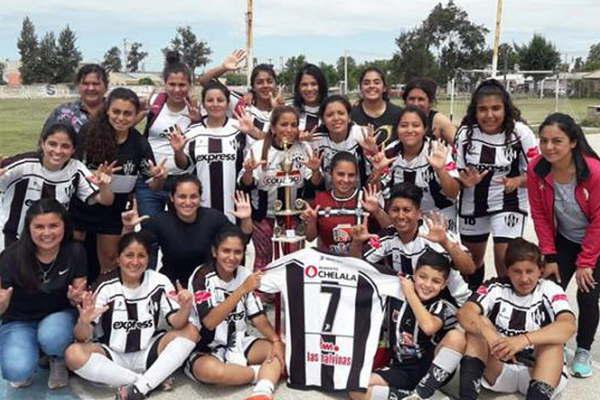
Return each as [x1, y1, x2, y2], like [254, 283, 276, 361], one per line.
[134, 177, 170, 217]
[0, 309, 76, 383]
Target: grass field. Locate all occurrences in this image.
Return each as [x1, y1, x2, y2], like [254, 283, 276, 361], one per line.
[0, 96, 598, 156]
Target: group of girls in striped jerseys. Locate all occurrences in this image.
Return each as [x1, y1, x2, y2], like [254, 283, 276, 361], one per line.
[1, 44, 599, 400]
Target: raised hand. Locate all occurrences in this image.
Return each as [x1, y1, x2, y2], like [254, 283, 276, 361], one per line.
[458, 167, 489, 188]
[361, 184, 381, 213]
[184, 97, 202, 122]
[419, 211, 449, 244]
[67, 279, 87, 305]
[358, 125, 378, 154]
[174, 280, 194, 309]
[168, 125, 187, 153]
[222, 49, 247, 71]
[231, 190, 252, 220]
[77, 291, 108, 325]
[87, 160, 121, 187]
[233, 108, 256, 135]
[399, 275, 415, 295]
[302, 148, 323, 173]
[366, 146, 397, 172]
[0, 277, 14, 309]
[426, 140, 450, 171]
[350, 218, 378, 243]
[148, 158, 168, 181]
[298, 126, 317, 142]
[121, 198, 150, 230]
[270, 85, 285, 109]
[242, 149, 266, 173]
[301, 202, 320, 223]
[242, 271, 263, 294]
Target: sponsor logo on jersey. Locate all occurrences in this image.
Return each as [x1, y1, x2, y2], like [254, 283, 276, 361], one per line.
[195, 153, 236, 163]
[113, 319, 153, 332]
[303, 265, 357, 282]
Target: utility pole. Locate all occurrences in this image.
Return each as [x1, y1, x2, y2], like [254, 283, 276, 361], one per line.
[123, 38, 129, 72]
[344, 50, 348, 94]
[246, 0, 253, 87]
[491, 0, 504, 78]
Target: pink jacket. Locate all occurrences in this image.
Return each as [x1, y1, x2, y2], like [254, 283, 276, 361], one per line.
[527, 154, 600, 269]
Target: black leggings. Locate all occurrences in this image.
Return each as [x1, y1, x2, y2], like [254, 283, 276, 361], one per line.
[556, 234, 600, 350]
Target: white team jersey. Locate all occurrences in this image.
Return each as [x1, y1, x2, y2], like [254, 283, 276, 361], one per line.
[188, 264, 264, 353]
[0, 154, 98, 237]
[147, 103, 191, 174]
[311, 123, 369, 189]
[298, 104, 320, 132]
[92, 269, 180, 353]
[471, 277, 573, 337]
[185, 118, 245, 222]
[455, 122, 538, 217]
[364, 225, 471, 306]
[259, 247, 403, 392]
[382, 137, 459, 214]
[238, 140, 314, 219]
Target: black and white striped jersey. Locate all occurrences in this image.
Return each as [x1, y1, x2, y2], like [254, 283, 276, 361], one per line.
[311, 123, 370, 189]
[184, 117, 246, 222]
[387, 292, 457, 363]
[188, 264, 264, 352]
[364, 225, 471, 307]
[259, 247, 402, 392]
[382, 137, 459, 214]
[92, 269, 180, 353]
[0, 153, 98, 237]
[238, 140, 314, 220]
[455, 122, 538, 217]
[470, 277, 573, 338]
[298, 104, 320, 132]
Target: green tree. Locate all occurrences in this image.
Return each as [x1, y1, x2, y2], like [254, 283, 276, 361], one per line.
[361, 59, 397, 85]
[102, 46, 122, 73]
[17, 17, 40, 84]
[278, 55, 307, 87]
[164, 26, 211, 81]
[224, 72, 246, 86]
[55, 25, 82, 82]
[318, 62, 339, 88]
[0, 61, 5, 85]
[138, 77, 154, 85]
[391, 28, 437, 83]
[37, 32, 59, 83]
[573, 57, 584, 72]
[515, 34, 561, 80]
[584, 43, 600, 71]
[127, 42, 148, 72]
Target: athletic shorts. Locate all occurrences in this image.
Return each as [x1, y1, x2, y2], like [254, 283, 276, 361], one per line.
[459, 212, 526, 243]
[184, 335, 262, 384]
[100, 332, 164, 374]
[374, 353, 438, 391]
[482, 362, 568, 397]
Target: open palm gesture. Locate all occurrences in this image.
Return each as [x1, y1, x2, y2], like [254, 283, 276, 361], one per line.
[168, 125, 187, 153]
[223, 49, 247, 71]
[458, 167, 489, 188]
[419, 211, 449, 244]
[426, 140, 450, 171]
[361, 184, 381, 214]
[231, 190, 252, 220]
[77, 291, 108, 325]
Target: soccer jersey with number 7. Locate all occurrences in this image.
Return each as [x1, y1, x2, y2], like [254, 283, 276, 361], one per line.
[259, 248, 403, 392]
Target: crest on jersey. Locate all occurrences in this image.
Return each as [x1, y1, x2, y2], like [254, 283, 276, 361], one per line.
[122, 160, 136, 175]
[504, 213, 520, 228]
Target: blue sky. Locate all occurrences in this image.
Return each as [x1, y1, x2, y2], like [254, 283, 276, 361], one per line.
[1, 0, 598, 72]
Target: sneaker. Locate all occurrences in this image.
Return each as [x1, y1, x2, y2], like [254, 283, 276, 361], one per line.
[571, 347, 593, 378]
[48, 358, 69, 389]
[160, 376, 174, 391]
[115, 384, 146, 400]
[9, 379, 33, 388]
[403, 393, 425, 400]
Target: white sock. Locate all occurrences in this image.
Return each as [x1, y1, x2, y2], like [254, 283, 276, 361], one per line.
[74, 353, 139, 387]
[250, 364, 261, 384]
[371, 385, 390, 400]
[253, 378, 274, 395]
[134, 337, 195, 395]
[434, 347, 463, 372]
